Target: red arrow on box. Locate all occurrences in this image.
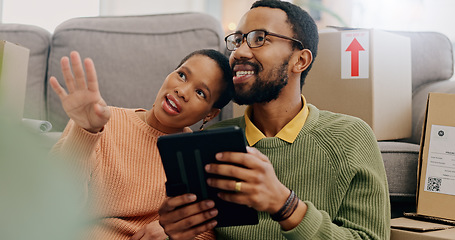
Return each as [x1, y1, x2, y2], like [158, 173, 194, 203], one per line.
[345, 38, 365, 77]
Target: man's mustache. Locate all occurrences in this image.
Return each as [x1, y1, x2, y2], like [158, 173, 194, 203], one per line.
[231, 60, 261, 72]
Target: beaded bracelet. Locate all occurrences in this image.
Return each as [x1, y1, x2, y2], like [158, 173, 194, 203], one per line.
[270, 190, 299, 222]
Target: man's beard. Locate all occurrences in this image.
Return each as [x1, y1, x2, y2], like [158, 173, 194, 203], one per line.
[233, 56, 290, 105]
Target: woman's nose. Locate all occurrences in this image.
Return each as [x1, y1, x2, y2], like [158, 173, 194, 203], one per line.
[174, 84, 190, 102]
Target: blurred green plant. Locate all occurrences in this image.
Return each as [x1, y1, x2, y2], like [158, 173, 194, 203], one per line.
[0, 110, 83, 240]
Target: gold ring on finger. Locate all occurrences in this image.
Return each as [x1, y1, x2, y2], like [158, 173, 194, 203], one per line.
[235, 181, 242, 193]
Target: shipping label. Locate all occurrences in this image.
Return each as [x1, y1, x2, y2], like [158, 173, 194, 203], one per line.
[425, 124, 455, 195]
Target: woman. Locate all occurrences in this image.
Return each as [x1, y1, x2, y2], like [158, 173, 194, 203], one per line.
[49, 49, 233, 240]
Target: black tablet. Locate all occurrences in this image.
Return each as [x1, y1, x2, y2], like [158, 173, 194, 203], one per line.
[157, 126, 258, 227]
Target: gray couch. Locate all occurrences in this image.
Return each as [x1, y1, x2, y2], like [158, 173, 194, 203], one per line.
[1, 13, 454, 219]
[0, 12, 231, 133]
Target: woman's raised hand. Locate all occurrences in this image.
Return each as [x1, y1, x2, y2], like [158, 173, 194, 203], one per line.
[49, 51, 110, 133]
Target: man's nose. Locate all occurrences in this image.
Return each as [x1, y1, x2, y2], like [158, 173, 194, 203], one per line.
[232, 39, 254, 60]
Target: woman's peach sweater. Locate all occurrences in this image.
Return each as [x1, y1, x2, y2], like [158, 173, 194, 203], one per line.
[51, 107, 213, 240]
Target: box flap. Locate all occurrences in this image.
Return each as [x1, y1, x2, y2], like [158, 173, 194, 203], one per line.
[0, 40, 30, 121]
[416, 93, 432, 207]
[404, 212, 455, 226]
[391, 217, 454, 232]
[392, 227, 455, 240]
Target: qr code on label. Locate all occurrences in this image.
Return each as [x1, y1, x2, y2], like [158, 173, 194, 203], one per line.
[427, 177, 442, 192]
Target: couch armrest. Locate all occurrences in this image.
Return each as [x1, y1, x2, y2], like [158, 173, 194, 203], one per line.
[403, 79, 455, 144]
[0, 24, 51, 121]
[392, 31, 454, 92]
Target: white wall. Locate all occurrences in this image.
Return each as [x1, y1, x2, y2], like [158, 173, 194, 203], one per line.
[0, 0, 215, 33]
[296, 0, 455, 42]
[0, 0, 454, 42]
[99, 0, 206, 16]
[350, 0, 455, 41]
[1, 0, 99, 32]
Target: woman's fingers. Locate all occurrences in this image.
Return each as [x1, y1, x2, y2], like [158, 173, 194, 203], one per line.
[49, 76, 68, 99]
[159, 195, 218, 240]
[60, 56, 76, 93]
[58, 52, 101, 99]
[159, 194, 196, 214]
[166, 219, 217, 240]
[69, 51, 87, 90]
[159, 195, 216, 224]
[163, 206, 217, 233]
[84, 57, 100, 93]
[60, 51, 89, 93]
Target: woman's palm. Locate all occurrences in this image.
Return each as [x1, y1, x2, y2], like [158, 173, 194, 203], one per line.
[49, 51, 110, 133]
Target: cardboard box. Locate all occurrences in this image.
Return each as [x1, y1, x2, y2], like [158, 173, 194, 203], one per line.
[0, 40, 30, 121]
[416, 93, 455, 221]
[391, 217, 455, 240]
[302, 29, 412, 140]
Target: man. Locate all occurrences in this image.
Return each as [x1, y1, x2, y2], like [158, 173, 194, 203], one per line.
[158, 0, 390, 239]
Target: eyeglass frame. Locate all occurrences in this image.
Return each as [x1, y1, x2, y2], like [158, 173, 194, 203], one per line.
[224, 29, 304, 51]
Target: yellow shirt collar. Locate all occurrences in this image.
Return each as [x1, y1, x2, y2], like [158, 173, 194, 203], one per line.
[245, 95, 309, 146]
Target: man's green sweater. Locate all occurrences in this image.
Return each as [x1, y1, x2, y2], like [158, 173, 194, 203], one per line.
[210, 104, 390, 240]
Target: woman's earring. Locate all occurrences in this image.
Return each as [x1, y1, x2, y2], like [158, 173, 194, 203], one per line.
[199, 119, 208, 131]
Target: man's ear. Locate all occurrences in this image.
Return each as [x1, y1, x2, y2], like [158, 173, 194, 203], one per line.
[205, 108, 221, 122]
[292, 49, 313, 74]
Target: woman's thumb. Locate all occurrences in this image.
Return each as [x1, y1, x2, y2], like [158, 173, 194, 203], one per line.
[94, 104, 110, 121]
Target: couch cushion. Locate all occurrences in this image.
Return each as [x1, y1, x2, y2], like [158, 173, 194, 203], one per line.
[379, 141, 420, 217]
[379, 141, 420, 199]
[0, 24, 51, 120]
[47, 13, 230, 131]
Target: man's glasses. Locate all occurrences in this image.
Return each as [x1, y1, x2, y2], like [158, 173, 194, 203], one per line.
[224, 30, 304, 51]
